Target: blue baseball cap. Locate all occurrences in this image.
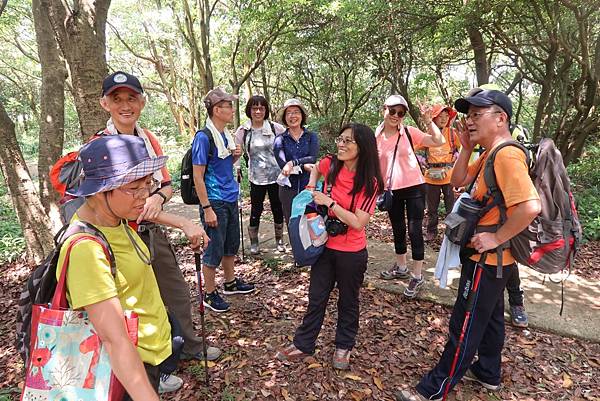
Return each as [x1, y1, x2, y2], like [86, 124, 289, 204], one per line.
[455, 89, 513, 119]
[69, 135, 167, 197]
[102, 71, 144, 97]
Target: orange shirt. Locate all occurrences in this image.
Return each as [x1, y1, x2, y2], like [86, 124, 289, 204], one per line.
[467, 144, 539, 266]
[422, 127, 460, 185]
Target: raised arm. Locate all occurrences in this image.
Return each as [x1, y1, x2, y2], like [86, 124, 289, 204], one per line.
[450, 117, 477, 187]
[419, 106, 445, 147]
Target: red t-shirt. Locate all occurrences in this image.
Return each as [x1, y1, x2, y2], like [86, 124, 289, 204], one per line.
[318, 157, 378, 252]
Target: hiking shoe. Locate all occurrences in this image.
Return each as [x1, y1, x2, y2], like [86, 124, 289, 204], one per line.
[395, 388, 441, 401]
[510, 305, 529, 328]
[222, 277, 256, 295]
[203, 290, 230, 312]
[275, 344, 311, 362]
[181, 346, 222, 361]
[332, 348, 351, 370]
[463, 368, 502, 391]
[380, 264, 410, 280]
[403, 276, 425, 298]
[275, 239, 286, 253]
[158, 373, 183, 394]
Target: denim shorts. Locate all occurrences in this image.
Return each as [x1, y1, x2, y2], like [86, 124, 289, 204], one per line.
[199, 200, 240, 267]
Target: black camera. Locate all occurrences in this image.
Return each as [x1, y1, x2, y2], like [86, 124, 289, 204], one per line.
[325, 218, 348, 236]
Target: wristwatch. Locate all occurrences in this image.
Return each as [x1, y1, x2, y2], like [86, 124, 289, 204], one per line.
[328, 201, 336, 209]
[153, 191, 167, 205]
[202, 204, 212, 210]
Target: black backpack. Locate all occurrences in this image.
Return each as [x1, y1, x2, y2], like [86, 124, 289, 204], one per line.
[15, 221, 116, 366]
[242, 121, 276, 166]
[181, 128, 215, 205]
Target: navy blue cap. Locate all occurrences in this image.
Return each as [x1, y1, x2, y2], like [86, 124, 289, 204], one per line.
[102, 71, 144, 97]
[455, 89, 512, 119]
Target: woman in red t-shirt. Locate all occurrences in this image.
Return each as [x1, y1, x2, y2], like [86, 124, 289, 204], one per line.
[275, 123, 383, 370]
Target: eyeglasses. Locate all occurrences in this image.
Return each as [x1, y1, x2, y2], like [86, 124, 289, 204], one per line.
[387, 107, 406, 118]
[216, 102, 233, 109]
[335, 136, 356, 145]
[118, 179, 160, 200]
[465, 111, 502, 121]
[286, 111, 302, 116]
[251, 106, 266, 112]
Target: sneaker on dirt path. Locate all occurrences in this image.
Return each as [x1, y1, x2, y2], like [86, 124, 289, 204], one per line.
[380, 264, 410, 280]
[510, 305, 529, 328]
[395, 388, 441, 401]
[463, 368, 502, 391]
[203, 290, 230, 312]
[332, 348, 351, 370]
[158, 373, 183, 394]
[275, 344, 311, 362]
[403, 276, 425, 298]
[181, 346, 222, 361]
[222, 277, 255, 295]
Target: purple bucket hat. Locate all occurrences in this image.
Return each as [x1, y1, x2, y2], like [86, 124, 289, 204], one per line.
[68, 135, 168, 197]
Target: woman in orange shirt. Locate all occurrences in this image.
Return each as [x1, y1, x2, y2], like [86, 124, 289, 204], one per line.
[420, 105, 460, 240]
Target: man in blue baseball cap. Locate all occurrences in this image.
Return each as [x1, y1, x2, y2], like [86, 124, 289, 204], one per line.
[98, 71, 222, 393]
[396, 89, 540, 401]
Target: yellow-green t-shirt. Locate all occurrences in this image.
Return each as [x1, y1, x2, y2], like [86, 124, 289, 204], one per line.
[56, 216, 171, 366]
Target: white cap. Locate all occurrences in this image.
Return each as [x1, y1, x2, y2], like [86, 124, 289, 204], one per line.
[384, 94, 409, 111]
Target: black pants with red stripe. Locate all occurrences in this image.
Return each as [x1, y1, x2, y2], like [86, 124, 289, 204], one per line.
[415, 256, 516, 399]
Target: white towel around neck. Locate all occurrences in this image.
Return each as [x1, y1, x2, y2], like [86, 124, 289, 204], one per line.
[206, 118, 236, 159]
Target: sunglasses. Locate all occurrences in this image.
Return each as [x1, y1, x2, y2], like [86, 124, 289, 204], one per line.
[387, 107, 406, 117]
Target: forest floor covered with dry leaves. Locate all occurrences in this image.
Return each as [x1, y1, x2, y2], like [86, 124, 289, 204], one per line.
[1, 211, 599, 401]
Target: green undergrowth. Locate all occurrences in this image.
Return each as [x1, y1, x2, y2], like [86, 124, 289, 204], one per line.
[568, 144, 600, 241]
[0, 184, 24, 263]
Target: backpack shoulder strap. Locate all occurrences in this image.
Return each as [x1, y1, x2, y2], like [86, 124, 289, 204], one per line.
[483, 140, 530, 221]
[58, 221, 117, 275]
[196, 128, 215, 159]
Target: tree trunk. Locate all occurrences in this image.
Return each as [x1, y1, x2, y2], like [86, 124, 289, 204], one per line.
[466, 25, 489, 86]
[0, 102, 55, 263]
[43, 0, 111, 140]
[32, 0, 67, 221]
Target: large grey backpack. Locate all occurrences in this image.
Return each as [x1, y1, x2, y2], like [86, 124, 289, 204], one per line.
[483, 138, 582, 275]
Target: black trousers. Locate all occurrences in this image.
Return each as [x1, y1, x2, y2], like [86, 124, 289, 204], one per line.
[416, 256, 516, 399]
[123, 362, 160, 401]
[388, 185, 425, 260]
[249, 182, 284, 227]
[426, 183, 455, 234]
[279, 186, 299, 226]
[293, 248, 368, 354]
[506, 266, 524, 306]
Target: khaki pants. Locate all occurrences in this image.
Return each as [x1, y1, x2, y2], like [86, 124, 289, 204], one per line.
[138, 224, 204, 355]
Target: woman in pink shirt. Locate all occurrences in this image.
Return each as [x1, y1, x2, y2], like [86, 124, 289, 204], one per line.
[376, 95, 445, 298]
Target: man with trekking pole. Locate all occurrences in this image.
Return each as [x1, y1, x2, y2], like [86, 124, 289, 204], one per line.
[395, 89, 541, 401]
[191, 87, 256, 314]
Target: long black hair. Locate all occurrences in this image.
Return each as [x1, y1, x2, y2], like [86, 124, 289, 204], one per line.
[326, 123, 384, 198]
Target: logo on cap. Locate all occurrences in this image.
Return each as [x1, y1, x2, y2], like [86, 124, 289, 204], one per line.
[113, 73, 127, 83]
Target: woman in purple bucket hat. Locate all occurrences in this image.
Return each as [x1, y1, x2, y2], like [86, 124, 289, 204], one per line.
[55, 135, 207, 401]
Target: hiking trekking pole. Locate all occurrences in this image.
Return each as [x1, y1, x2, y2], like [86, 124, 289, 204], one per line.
[237, 166, 245, 262]
[442, 252, 487, 401]
[194, 251, 210, 386]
